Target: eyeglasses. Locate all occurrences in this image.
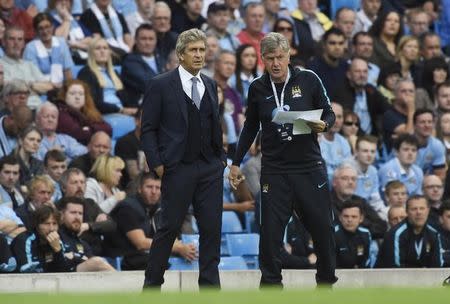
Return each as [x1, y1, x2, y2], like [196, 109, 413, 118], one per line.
[10, 91, 30, 96]
[277, 27, 293, 32]
[424, 185, 443, 190]
[344, 121, 359, 126]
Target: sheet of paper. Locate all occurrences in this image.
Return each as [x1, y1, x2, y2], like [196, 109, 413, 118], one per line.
[272, 109, 323, 135]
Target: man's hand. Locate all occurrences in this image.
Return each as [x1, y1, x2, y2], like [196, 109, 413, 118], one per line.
[155, 165, 164, 178]
[95, 213, 108, 222]
[179, 243, 197, 261]
[306, 120, 326, 133]
[308, 253, 317, 265]
[228, 165, 245, 190]
[46, 231, 62, 252]
[114, 191, 126, 201]
[78, 223, 90, 236]
[236, 200, 255, 213]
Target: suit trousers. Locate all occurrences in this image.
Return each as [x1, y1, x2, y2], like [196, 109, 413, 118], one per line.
[259, 167, 337, 286]
[144, 157, 224, 287]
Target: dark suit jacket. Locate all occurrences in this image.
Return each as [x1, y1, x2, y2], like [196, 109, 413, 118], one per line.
[121, 53, 162, 107]
[140, 68, 226, 170]
[332, 78, 392, 137]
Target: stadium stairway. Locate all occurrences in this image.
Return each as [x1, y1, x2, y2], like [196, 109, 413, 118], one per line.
[1, 269, 450, 293]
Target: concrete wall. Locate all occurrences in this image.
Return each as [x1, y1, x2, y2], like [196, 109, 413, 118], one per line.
[1, 269, 449, 293]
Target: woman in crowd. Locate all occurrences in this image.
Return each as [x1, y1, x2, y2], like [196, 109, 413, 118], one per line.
[55, 79, 112, 145]
[218, 85, 237, 157]
[369, 10, 404, 70]
[340, 110, 362, 153]
[396, 35, 421, 85]
[229, 44, 258, 107]
[0, 17, 5, 57]
[47, 0, 93, 64]
[416, 57, 449, 109]
[23, 13, 74, 87]
[273, 17, 304, 67]
[377, 64, 401, 103]
[85, 154, 126, 214]
[12, 126, 44, 186]
[78, 37, 136, 138]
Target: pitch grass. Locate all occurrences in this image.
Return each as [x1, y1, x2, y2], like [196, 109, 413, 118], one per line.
[1, 288, 450, 304]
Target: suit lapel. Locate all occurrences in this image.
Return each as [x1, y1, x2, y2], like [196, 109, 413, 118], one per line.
[201, 74, 218, 112]
[171, 68, 188, 124]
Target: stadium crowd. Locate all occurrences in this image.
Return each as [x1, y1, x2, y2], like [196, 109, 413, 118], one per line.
[1, 0, 450, 273]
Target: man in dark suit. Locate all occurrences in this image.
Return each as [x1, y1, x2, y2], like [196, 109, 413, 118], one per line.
[141, 28, 226, 289]
[121, 24, 163, 107]
[332, 56, 391, 137]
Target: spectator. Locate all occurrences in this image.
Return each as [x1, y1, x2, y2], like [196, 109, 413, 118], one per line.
[214, 50, 245, 133]
[406, 8, 431, 37]
[387, 205, 407, 228]
[205, 2, 240, 52]
[85, 154, 126, 214]
[12, 205, 71, 273]
[0, 203, 26, 241]
[43, 149, 67, 203]
[125, 0, 154, 37]
[0, 18, 4, 57]
[382, 78, 416, 152]
[262, 0, 289, 34]
[77, 37, 137, 125]
[333, 7, 356, 55]
[291, 0, 332, 43]
[436, 109, 450, 160]
[35, 101, 88, 161]
[224, 0, 245, 36]
[419, 32, 446, 61]
[352, 32, 380, 86]
[57, 196, 115, 271]
[369, 10, 404, 70]
[352, 135, 387, 220]
[319, 102, 351, 183]
[335, 200, 373, 269]
[15, 175, 54, 230]
[416, 57, 449, 109]
[333, 57, 390, 137]
[273, 17, 303, 67]
[23, 13, 74, 87]
[218, 87, 238, 158]
[340, 110, 360, 153]
[48, 0, 93, 64]
[438, 200, 450, 266]
[307, 28, 347, 98]
[0, 79, 30, 117]
[229, 44, 258, 106]
[377, 63, 401, 103]
[422, 174, 444, 227]
[106, 172, 196, 270]
[241, 134, 261, 198]
[0, 105, 33, 159]
[0, 155, 24, 209]
[436, 81, 450, 116]
[80, 0, 132, 57]
[376, 195, 443, 268]
[201, 33, 219, 77]
[0, 232, 15, 272]
[236, 2, 265, 71]
[413, 109, 446, 178]
[396, 35, 421, 86]
[384, 180, 408, 207]
[0, 26, 55, 109]
[151, 1, 178, 68]
[12, 125, 44, 186]
[54, 79, 112, 145]
[353, 0, 381, 34]
[331, 163, 387, 239]
[171, 0, 206, 34]
[379, 134, 424, 196]
[69, 131, 111, 176]
[60, 168, 116, 256]
[0, 0, 34, 41]
[121, 24, 162, 107]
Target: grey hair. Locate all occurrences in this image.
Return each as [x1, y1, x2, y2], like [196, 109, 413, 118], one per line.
[36, 101, 59, 117]
[214, 49, 235, 63]
[2, 79, 30, 98]
[59, 167, 85, 191]
[175, 28, 207, 58]
[260, 32, 290, 57]
[333, 161, 358, 179]
[394, 77, 415, 94]
[153, 1, 171, 16]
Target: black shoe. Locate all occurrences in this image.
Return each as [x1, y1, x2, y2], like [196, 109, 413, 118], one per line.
[443, 276, 450, 287]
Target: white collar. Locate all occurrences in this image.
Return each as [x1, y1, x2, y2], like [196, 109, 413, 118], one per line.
[395, 157, 411, 176]
[240, 72, 254, 82]
[178, 64, 202, 85]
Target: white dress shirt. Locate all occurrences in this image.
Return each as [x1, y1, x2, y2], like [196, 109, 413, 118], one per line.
[178, 65, 205, 101]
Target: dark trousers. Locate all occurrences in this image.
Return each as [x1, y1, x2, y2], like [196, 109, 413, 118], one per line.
[259, 167, 337, 286]
[144, 157, 223, 287]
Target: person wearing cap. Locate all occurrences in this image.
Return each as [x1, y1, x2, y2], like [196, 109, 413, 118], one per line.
[229, 32, 337, 287]
[205, 2, 240, 52]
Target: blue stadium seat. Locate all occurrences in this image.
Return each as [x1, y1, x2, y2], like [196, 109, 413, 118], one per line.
[104, 256, 123, 271]
[103, 113, 135, 139]
[330, 0, 360, 19]
[168, 257, 199, 270]
[222, 211, 243, 233]
[72, 65, 84, 78]
[226, 233, 260, 269]
[181, 234, 199, 249]
[218, 256, 248, 270]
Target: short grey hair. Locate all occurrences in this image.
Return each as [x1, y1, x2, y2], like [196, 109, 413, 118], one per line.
[175, 28, 207, 58]
[260, 32, 290, 57]
[333, 162, 357, 179]
[2, 79, 30, 98]
[36, 101, 59, 117]
[153, 1, 171, 17]
[60, 168, 86, 191]
[394, 77, 415, 94]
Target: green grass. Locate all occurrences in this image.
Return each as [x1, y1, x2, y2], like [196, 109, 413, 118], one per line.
[1, 288, 450, 304]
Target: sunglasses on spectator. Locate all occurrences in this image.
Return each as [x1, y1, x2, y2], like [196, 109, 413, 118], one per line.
[277, 27, 293, 32]
[344, 121, 359, 126]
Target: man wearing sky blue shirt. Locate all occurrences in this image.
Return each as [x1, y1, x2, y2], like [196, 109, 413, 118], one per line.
[413, 109, 446, 180]
[378, 134, 424, 196]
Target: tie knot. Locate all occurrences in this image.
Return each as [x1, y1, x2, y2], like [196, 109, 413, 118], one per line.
[192, 77, 199, 84]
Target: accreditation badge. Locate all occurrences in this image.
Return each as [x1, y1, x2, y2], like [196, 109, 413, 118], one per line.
[357, 245, 364, 256]
[76, 243, 84, 253]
